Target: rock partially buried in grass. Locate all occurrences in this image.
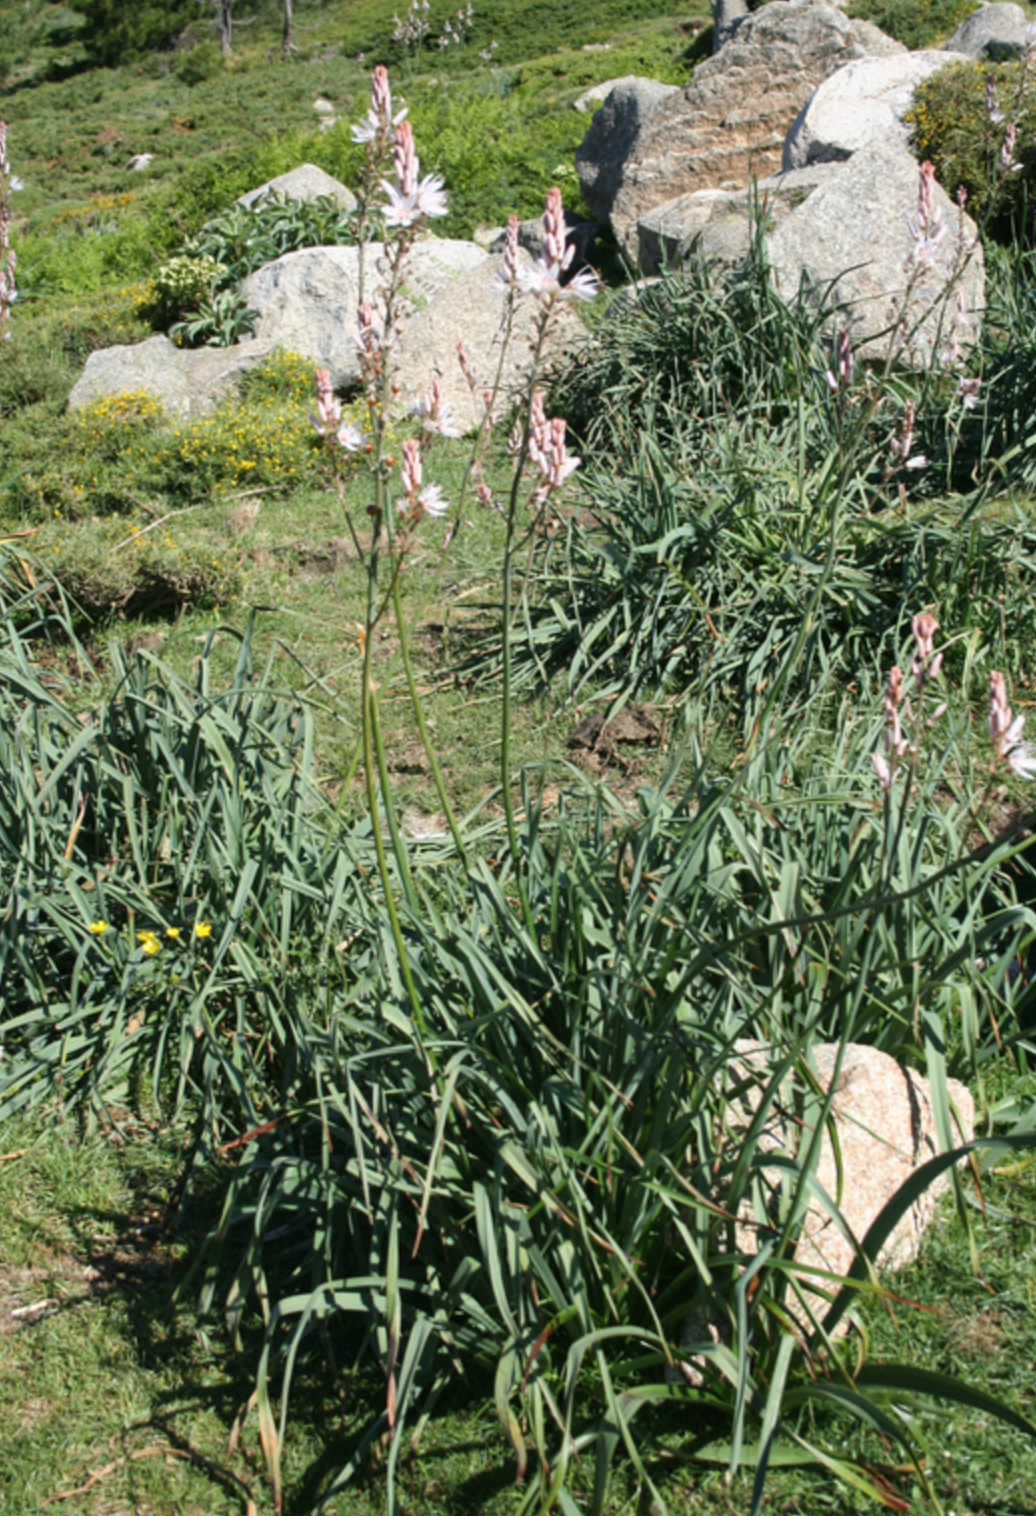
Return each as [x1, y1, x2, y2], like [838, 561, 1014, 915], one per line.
[236, 162, 357, 213]
[767, 139, 984, 364]
[639, 142, 985, 365]
[637, 163, 831, 276]
[740, 1042, 970, 1314]
[240, 239, 489, 386]
[67, 333, 277, 419]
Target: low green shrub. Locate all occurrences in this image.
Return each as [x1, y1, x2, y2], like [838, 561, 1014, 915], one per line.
[137, 253, 226, 329]
[847, 0, 978, 50]
[169, 287, 259, 348]
[65, 0, 202, 65]
[174, 37, 223, 86]
[909, 59, 1036, 239]
[182, 192, 359, 286]
[32, 516, 243, 616]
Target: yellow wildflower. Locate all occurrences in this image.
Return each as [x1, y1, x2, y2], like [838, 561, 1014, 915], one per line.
[137, 929, 157, 942]
[194, 922, 213, 939]
[142, 938, 161, 956]
[166, 926, 181, 939]
[88, 920, 109, 935]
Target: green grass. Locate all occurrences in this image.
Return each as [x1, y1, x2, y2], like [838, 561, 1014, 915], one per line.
[1, 0, 706, 296]
[3, 1112, 1036, 1515]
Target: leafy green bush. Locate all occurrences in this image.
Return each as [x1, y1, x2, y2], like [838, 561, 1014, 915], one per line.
[847, 0, 978, 50]
[139, 253, 226, 328]
[64, 0, 202, 65]
[182, 192, 359, 285]
[174, 37, 223, 86]
[169, 287, 259, 347]
[909, 59, 1036, 239]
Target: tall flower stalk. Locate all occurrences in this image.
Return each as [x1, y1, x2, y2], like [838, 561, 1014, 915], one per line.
[0, 122, 21, 343]
[325, 90, 596, 911]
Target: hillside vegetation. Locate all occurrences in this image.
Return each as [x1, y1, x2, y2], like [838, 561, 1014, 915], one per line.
[4, 4, 1036, 1516]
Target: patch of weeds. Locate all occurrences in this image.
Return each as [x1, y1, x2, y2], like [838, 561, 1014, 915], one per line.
[31, 514, 244, 618]
[847, 0, 979, 50]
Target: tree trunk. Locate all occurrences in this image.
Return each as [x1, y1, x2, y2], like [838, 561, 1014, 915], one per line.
[282, 0, 294, 58]
[217, 0, 232, 55]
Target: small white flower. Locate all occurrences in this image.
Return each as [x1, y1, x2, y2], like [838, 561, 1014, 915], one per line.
[1008, 742, 1036, 780]
[418, 483, 449, 517]
[337, 421, 365, 452]
[560, 266, 600, 302]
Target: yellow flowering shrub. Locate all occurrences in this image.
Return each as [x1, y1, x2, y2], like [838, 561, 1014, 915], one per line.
[156, 402, 321, 498]
[237, 347, 319, 405]
[73, 390, 166, 463]
[53, 192, 138, 232]
[909, 59, 1036, 235]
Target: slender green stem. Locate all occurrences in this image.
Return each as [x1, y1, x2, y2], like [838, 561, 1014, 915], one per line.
[499, 302, 554, 924]
[362, 547, 426, 1035]
[391, 575, 470, 864]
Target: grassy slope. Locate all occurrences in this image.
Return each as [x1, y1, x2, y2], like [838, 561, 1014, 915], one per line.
[0, 0, 709, 811]
[4, 4, 1036, 1515]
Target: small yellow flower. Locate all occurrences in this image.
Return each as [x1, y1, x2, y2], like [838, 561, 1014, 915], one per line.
[194, 922, 213, 939]
[137, 929, 157, 942]
[88, 920, 109, 935]
[165, 926, 181, 939]
[142, 938, 161, 955]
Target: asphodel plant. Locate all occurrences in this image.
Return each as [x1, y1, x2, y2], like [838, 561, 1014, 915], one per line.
[309, 66, 598, 1025]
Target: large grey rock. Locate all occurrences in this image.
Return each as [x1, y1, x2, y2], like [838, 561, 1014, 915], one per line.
[638, 164, 832, 275]
[639, 142, 985, 366]
[767, 140, 984, 363]
[394, 251, 586, 434]
[236, 163, 357, 213]
[573, 75, 676, 114]
[944, 2, 1029, 60]
[239, 239, 489, 385]
[783, 49, 971, 171]
[590, 0, 905, 263]
[67, 334, 277, 418]
[575, 78, 681, 225]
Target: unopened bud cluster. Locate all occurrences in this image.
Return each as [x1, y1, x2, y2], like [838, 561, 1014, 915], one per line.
[871, 614, 946, 790]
